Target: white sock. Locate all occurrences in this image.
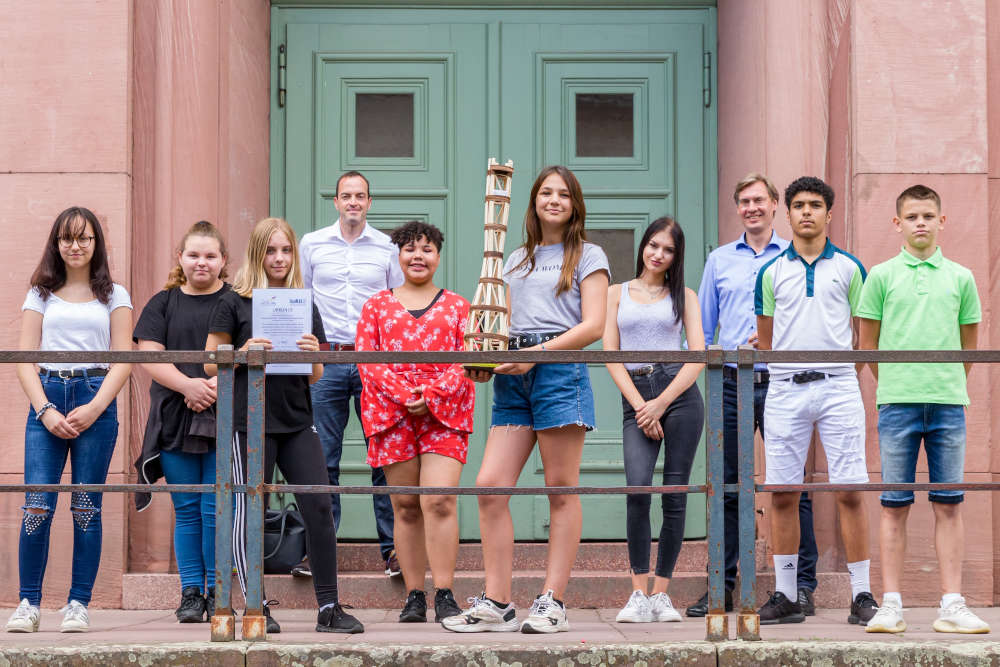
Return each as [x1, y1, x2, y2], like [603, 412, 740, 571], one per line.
[773, 554, 798, 599]
[846, 560, 871, 599]
[941, 593, 963, 608]
[883, 591, 902, 608]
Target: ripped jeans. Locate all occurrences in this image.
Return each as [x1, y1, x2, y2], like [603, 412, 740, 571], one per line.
[20, 372, 118, 606]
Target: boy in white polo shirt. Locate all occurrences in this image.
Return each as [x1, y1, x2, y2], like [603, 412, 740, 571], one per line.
[754, 176, 876, 626]
[859, 185, 987, 634]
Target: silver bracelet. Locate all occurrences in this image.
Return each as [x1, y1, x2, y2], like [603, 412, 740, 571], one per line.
[35, 402, 56, 421]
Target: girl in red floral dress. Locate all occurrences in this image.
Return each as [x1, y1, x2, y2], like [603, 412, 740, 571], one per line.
[355, 221, 475, 624]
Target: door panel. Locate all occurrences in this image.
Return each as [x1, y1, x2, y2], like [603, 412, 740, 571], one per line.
[273, 6, 715, 541]
[500, 19, 708, 539]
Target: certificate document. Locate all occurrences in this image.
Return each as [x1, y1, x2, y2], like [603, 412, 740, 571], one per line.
[252, 288, 313, 375]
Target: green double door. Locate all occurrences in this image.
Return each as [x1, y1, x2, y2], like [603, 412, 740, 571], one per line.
[271, 4, 717, 542]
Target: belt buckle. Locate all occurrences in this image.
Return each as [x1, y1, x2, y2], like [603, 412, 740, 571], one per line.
[631, 364, 655, 377]
[57, 369, 72, 379]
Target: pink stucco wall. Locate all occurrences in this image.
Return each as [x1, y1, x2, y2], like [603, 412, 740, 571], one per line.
[0, 0, 998, 608]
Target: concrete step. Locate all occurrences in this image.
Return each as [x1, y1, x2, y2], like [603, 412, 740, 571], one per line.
[122, 571, 851, 612]
[337, 540, 768, 572]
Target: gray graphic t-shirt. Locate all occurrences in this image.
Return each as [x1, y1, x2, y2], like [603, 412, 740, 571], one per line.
[503, 242, 610, 334]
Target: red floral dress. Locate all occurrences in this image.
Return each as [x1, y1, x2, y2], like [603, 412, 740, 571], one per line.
[355, 289, 475, 466]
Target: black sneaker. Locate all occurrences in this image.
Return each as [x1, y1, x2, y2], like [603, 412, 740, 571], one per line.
[291, 556, 312, 578]
[399, 589, 427, 623]
[316, 604, 364, 634]
[848, 591, 878, 626]
[685, 589, 734, 617]
[175, 586, 206, 623]
[264, 601, 281, 634]
[758, 591, 805, 625]
[434, 588, 462, 621]
[205, 588, 215, 619]
[797, 588, 816, 616]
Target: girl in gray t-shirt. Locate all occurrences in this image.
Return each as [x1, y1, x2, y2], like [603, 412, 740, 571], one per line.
[444, 166, 610, 635]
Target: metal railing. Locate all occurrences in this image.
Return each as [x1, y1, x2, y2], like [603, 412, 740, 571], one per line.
[3, 345, 999, 642]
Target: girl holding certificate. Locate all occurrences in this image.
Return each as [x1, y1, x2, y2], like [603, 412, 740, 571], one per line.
[134, 221, 230, 624]
[8, 207, 132, 634]
[355, 221, 475, 624]
[205, 217, 362, 635]
[444, 166, 610, 635]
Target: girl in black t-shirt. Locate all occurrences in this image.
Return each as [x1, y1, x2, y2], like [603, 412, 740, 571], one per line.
[205, 217, 362, 635]
[134, 221, 230, 624]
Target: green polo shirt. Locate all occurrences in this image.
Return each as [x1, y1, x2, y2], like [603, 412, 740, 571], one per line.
[857, 247, 980, 405]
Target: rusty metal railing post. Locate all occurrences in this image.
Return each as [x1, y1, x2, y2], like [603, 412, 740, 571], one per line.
[211, 345, 236, 641]
[736, 344, 760, 640]
[242, 344, 267, 641]
[705, 344, 729, 640]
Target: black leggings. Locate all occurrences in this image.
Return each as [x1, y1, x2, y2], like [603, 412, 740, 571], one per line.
[621, 364, 705, 578]
[232, 429, 339, 607]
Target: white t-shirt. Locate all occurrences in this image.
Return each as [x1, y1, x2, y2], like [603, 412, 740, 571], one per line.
[22, 284, 133, 371]
[503, 242, 610, 334]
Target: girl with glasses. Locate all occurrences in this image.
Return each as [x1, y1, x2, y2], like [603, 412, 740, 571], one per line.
[7, 207, 132, 634]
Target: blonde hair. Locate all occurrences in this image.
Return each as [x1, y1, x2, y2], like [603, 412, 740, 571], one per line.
[164, 220, 229, 289]
[231, 217, 303, 298]
[733, 172, 779, 204]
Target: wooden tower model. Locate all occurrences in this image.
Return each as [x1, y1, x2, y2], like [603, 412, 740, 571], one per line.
[464, 158, 514, 365]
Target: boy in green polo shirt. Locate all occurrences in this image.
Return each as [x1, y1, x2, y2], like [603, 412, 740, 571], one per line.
[858, 184, 986, 634]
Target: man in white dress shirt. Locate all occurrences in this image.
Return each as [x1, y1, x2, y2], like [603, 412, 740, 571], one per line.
[300, 171, 405, 576]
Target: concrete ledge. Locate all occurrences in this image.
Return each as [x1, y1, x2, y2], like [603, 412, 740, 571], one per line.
[718, 640, 1000, 666]
[5, 641, 1000, 666]
[0, 643, 245, 666]
[245, 642, 718, 666]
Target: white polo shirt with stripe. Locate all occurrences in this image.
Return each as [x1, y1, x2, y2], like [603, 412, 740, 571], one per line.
[754, 239, 866, 379]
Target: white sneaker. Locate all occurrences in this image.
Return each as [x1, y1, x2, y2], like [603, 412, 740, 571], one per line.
[520, 590, 569, 634]
[441, 593, 519, 633]
[6, 599, 40, 633]
[649, 592, 682, 622]
[615, 590, 653, 623]
[865, 599, 906, 633]
[933, 597, 990, 634]
[59, 600, 90, 633]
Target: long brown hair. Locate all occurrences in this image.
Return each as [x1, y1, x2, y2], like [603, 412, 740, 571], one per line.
[231, 217, 303, 298]
[510, 165, 587, 295]
[164, 220, 229, 289]
[30, 207, 114, 304]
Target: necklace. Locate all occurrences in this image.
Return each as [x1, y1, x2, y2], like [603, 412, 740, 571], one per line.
[632, 280, 666, 299]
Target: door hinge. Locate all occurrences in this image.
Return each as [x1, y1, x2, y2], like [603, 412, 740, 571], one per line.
[703, 51, 712, 108]
[277, 44, 287, 108]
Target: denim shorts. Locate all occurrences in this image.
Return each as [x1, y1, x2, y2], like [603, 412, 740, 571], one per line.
[877, 403, 966, 507]
[491, 362, 595, 431]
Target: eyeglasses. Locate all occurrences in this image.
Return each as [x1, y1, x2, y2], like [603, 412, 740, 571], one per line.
[58, 235, 95, 248]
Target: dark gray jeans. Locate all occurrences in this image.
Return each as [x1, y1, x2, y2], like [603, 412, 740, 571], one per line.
[621, 364, 705, 578]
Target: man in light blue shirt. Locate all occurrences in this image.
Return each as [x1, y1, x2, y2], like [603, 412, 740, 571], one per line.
[686, 173, 818, 616]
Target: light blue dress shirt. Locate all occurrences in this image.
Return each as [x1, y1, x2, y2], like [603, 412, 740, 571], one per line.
[697, 230, 789, 369]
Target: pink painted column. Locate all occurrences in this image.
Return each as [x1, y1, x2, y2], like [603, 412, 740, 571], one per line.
[128, 0, 270, 576]
[0, 0, 133, 608]
[986, 0, 1000, 605]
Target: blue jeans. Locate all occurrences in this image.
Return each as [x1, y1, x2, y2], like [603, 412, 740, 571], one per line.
[722, 376, 817, 592]
[311, 363, 394, 558]
[160, 449, 216, 592]
[878, 403, 966, 507]
[20, 373, 118, 606]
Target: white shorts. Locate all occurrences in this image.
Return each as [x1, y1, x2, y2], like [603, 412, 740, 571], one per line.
[763, 372, 868, 485]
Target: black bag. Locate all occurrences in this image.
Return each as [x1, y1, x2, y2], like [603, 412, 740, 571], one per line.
[263, 504, 307, 574]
